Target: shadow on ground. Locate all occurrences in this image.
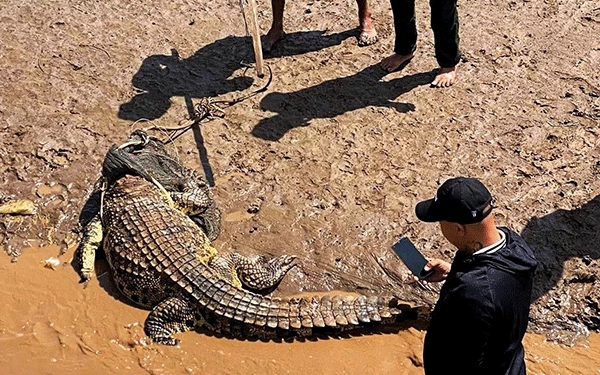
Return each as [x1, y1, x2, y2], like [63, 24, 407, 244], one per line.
[118, 30, 432, 142]
[195, 319, 429, 343]
[522, 195, 600, 337]
[118, 30, 357, 121]
[254, 66, 432, 141]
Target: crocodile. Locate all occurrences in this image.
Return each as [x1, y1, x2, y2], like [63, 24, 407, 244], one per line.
[76, 130, 296, 295]
[102, 129, 222, 241]
[74, 131, 419, 345]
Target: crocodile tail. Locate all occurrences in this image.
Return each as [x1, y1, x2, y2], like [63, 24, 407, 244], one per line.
[180, 262, 418, 339]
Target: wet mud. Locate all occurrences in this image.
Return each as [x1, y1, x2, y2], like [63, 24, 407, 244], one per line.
[1, 248, 599, 374]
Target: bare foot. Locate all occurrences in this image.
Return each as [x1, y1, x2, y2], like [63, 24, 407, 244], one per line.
[431, 66, 457, 88]
[262, 28, 285, 52]
[380, 53, 414, 72]
[358, 27, 378, 46]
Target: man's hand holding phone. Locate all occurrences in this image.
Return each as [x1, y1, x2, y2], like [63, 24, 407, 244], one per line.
[421, 258, 451, 283]
[391, 237, 451, 285]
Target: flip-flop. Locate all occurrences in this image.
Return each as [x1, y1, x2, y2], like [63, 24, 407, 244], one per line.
[357, 29, 378, 47]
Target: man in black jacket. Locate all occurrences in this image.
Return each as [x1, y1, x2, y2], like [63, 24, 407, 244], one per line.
[414, 177, 538, 375]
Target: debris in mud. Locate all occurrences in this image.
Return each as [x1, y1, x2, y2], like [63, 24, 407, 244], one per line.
[247, 198, 263, 214]
[42, 256, 61, 270]
[0, 199, 36, 215]
[36, 182, 67, 197]
[35, 140, 74, 168]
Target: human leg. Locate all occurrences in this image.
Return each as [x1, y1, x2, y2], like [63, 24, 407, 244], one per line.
[263, 0, 286, 52]
[356, 0, 378, 46]
[381, 0, 417, 72]
[429, 0, 460, 87]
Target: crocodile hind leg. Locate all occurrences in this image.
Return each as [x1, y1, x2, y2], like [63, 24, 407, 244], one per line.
[229, 253, 297, 292]
[72, 214, 103, 284]
[207, 256, 244, 289]
[144, 297, 200, 346]
[206, 253, 296, 292]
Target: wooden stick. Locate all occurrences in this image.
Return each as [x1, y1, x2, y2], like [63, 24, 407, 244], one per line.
[242, 0, 265, 77]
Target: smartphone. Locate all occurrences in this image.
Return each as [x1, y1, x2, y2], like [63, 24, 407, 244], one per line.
[392, 237, 433, 279]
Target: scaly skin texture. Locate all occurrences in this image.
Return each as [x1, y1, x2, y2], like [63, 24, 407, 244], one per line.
[106, 129, 222, 241]
[74, 135, 418, 345]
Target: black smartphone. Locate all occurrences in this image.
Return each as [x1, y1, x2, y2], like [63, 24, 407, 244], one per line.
[392, 237, 433, 279]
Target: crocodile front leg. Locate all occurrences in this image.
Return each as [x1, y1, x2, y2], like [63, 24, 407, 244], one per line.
[170, 190, 211, 216]
[189, 205, 220, 241]
[144, 296, 200, 346]
[229, 253, 296, 292]
[170, 190, 221, 241]
[72, 214, 103, 283]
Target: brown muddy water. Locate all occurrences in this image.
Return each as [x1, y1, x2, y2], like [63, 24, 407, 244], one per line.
[1, 245, 598, 375]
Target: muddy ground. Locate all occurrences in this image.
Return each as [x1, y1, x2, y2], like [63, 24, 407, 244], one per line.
[1, 0, 599, 373]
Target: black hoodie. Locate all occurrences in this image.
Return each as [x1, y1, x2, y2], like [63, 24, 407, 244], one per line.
[423, 227, 538, 375]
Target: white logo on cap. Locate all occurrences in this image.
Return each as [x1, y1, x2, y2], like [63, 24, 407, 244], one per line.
[471, 210, 477, 217]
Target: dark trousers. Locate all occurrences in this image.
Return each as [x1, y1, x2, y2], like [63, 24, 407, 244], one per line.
[390, 0, 460, 68]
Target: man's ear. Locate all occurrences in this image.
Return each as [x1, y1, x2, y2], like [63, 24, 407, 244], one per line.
[456, 223, 467, 237]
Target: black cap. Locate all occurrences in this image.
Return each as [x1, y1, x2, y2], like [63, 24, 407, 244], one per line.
[415, 177, 494, 224]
